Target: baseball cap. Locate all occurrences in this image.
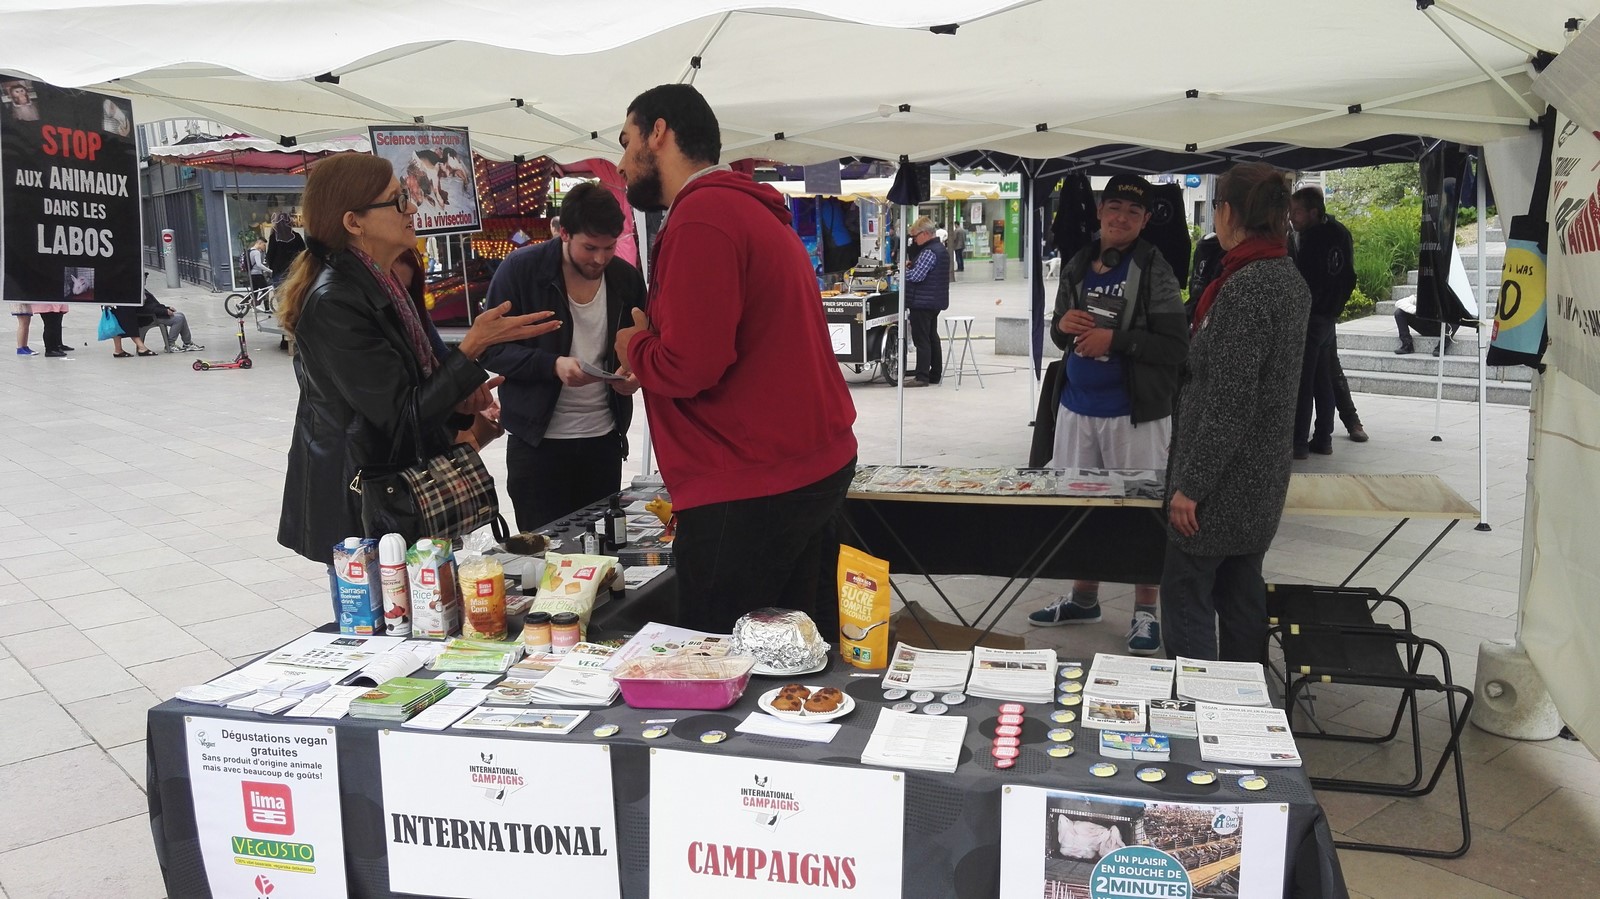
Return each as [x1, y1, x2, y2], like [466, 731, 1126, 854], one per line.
[1101, 175, 1151, 209]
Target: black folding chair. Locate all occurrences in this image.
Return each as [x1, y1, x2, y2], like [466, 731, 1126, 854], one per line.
[1265, 583, 1473, 859]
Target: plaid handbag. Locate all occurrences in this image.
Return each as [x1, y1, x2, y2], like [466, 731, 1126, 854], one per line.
[351, 392, 506, 543]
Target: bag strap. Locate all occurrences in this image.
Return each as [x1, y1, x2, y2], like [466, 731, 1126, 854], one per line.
[386, 387, 427, 466]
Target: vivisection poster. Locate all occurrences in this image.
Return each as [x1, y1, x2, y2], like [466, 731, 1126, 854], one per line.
[367, 125, 481, 237]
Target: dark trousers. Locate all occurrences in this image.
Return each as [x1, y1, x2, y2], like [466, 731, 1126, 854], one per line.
[1395, 307, 1453, 345]
[505, 432, 624, 532]
[672, 460, 855, 638]
[954, 249, 965, 272]
[1295, 315, 1336, 448]
[1159, 545, 1267, 662]
[1329, 347, 1362, 430]
[39, 312, 64, 352]
[909, 308, 942, 383]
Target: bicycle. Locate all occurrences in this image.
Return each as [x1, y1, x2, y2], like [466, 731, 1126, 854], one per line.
[223, 283, 274, 319]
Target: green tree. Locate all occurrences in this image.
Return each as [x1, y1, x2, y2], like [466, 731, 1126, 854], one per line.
[1325, 163, 1420, 209]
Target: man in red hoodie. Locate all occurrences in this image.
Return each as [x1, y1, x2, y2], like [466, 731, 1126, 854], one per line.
[613, 84, 859, 637]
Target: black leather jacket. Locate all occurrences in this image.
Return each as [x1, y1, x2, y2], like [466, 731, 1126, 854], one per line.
[277, 250, 487, 564]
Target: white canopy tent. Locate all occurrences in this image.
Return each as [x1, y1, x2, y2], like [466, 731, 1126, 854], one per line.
[5, 0, 1599, 749]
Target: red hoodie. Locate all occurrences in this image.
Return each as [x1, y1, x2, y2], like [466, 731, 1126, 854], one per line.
[626, 170, 858, 510]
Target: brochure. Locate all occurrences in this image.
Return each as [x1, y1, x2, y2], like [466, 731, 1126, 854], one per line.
[860, 707, 968, 774]
[453, 707, 591, 735]
[1084, 653, 1176, 701]
[605, 622, 733, 671]
[967, 646, 1057, 702]
[257, 631, 407, 674]
[349, 677, 451, 721]
[1175, 656, 1271, 707]
[346, 648, 425, 687]
[403, 689, 488, 730]
[1082, 693, 1148, 731]
[1196, 703, 1303, 767]
[1147, 699, 1198, 738]
[522, 643, 619, 706]
[284, 685, 368, 719]
[881, 643, 972, 692]
[579, 359, 626, 381]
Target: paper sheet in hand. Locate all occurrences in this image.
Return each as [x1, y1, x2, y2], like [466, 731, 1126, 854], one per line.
[579, 360, 626, 380]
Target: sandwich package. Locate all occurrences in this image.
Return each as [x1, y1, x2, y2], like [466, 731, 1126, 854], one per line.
[528, 552, 617, 640]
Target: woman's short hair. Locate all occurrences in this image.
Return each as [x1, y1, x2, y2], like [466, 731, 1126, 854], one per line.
[910, 215, 937, 235]
[1216, 162, 1293, 243]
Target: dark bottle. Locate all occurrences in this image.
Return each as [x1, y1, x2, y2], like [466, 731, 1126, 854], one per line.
[604, 492, 629, 549]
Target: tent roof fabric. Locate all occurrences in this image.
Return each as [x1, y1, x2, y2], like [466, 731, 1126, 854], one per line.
[1, 1, 1594, 165]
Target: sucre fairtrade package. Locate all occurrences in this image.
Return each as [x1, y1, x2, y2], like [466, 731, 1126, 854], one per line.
[837, 545, 891, 669]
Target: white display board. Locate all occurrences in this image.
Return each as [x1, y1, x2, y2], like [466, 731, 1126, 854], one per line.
[649, 749, 904, 897]
[378, 731, 620, 899]
[999, 786, 1288, 899]
[184, 717, 348, 899]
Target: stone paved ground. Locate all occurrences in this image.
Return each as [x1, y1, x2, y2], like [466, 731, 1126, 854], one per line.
[0, 262, 1592, 897]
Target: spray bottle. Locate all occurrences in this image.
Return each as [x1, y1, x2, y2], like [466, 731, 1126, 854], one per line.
[378, 533, 412, 637]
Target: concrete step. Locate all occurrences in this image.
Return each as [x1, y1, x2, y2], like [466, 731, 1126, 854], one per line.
[1374, 293, 1498, 317]
[1337, 326, 1481, 355]
[1345, 370, 1530, 405]
[1404, 263, 1503, 287]
[1338, 348, 1531, 382]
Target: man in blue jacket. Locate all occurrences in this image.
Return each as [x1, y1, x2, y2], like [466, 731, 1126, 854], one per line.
[481, 183, 646, 530]
[904, 215, 950, 386]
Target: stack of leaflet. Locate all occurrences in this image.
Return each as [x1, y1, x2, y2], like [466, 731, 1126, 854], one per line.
[523, 643, 620, 706]
[1196, 703, 1302, 767]
[349, 677, 452, 722]
[860, 708, 968, 774]
[177, 671, 332, 714]
[1175, 657, 1271, 706]
[427, 638, 524, 673]
[966, 647, 1057, 702]
[1082, 653, 1177, 731]
[880, 643, 972, 693]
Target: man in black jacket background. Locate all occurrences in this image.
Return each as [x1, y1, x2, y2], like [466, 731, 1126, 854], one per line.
[481, 183, 646, 530]
[1289, 187, 1367, 457]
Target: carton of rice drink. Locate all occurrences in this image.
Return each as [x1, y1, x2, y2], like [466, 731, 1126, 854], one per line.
[407, 538, 460, 639]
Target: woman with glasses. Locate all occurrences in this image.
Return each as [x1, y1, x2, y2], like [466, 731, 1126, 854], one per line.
[274, 154, 561, 566]
[1160, 162, 1311, 662]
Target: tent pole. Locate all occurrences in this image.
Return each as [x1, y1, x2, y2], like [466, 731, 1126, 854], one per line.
[898, 204, 909, 465]
[635, 207, 654, 476]
[1475, 155, 1491, 531]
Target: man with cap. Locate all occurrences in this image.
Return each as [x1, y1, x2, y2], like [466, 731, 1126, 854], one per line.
[1028, 175, 1189, 656]
[904, 215, 950, 386]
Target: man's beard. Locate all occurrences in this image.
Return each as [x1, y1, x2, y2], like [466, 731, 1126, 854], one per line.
[625, 149, 667, 212]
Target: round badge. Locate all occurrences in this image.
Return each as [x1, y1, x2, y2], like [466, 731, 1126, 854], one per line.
[910, 690, 936, 704]
[891, 701, 918, 713]
[591, 724, 620, 738]
[1047, 745, 1076, 758]
[1238, 775, 1269, 791]
[1187, 770, 1217, 786]
[1090, 762, 1118, 778]
[923, 702, 949, 716]
[1057, 693, 1083, 706]
[1136, 766, 1167, 783]
[882, 688, 908, 701]
[1050, 709, 1077, 724]
[992, 735, 1021, 749]
[699, 730, 728, 745]
[642, 725, 669, 740]
[1047, 727, 1074, 743]
[1059, 665, 1084, 680]
[1059, 681, 1083, 694]
[995, 723, 1022, 737]
[994, 756, 1016, 769]
[999, 703, 1026, 715]
[991, 745, 1019, 760]
[941, 692, 967, 705]
[997, 713, 1025, 727]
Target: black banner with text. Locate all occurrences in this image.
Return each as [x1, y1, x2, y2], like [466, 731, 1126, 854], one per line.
[1, 79, 141, 305]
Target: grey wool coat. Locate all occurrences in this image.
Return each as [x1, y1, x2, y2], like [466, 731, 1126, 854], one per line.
[1166, 256, 1311, 556]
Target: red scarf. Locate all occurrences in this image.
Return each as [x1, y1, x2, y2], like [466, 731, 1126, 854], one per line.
[1190, 236, 1287, 335]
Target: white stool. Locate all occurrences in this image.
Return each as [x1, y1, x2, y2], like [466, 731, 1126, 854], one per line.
[942, 315, 984, 388]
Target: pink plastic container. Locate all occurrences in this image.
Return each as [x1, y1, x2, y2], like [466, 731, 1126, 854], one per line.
[613, 656, 756, 710]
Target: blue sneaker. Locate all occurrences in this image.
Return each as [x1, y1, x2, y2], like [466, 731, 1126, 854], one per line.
[1127, 611, 1162, 656]
[1028, 597, 1102, 627]
[16, 346, 37, 356]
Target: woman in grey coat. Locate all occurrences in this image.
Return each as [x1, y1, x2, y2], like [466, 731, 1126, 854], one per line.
[1160, 163, 1311, 662]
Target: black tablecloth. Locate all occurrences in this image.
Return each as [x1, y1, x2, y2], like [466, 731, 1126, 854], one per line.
[147, 653, 1346, 898]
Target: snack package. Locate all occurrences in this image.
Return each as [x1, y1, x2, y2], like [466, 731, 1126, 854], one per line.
[407, 538, 459, 640]
[837, 545, 890, 669]
[457, 553, 507, 641]
[528, 552, 616, 639]
[332, 537, 384, 636]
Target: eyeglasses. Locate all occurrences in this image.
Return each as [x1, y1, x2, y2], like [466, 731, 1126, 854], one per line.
[352, 189, 413, 215]
[1211, 198, 1224, 210]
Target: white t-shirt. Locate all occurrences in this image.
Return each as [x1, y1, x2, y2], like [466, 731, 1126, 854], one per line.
[545, 278, 616, 439]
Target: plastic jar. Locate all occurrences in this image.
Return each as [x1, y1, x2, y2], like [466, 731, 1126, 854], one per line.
[549, 612, 581, 654]
[522, 611, 553, 653]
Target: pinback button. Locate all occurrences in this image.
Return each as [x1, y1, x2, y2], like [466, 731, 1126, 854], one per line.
[1090, 762, 1118, 777]
[922, 703, 949, 715]
[699, 730, 728, 745]
[1187, 770, 1217, 786]
[642, 725, 669, 739]
[1047, 745, 1076, 758]
[991, 745, 1019, 760]
[994, 756, 1016, 769]
[999, 703, 1026, 715]
[891, 702, 918, 713]
[591, 724, 620, 738]
[1059, 681, 1083, 694]
[992, 736, 1020, 749]
[1059, 665, 1084, 679]
[995, 724, 1021, 737]
[941, 692, 967, 705]
[883, 688, 908, 701]
[1050, 709, 1077, 724]
[1047, 728, 1073, 742]
[1057, 693, 1083, 706]
[997, 713, 1025, 727]
[1136, 767, 1167, 783]
[910, 690, 936, 704]
[1238, 775, 1269, 791]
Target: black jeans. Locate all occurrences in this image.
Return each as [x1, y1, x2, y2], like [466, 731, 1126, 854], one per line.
[954, 249, 965, 272]
[1329, 346, 1362, 430]
[672, 460, 855, 638]
[909, 308, 942, 383]
[1295, 315, 1336, 448]
[505, 432, 624, 531]
[1158, 544, 1267, 662]
[39, 312, 65, 352]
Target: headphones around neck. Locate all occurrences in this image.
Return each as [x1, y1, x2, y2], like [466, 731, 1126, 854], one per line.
[1097, 246, 1124, 269]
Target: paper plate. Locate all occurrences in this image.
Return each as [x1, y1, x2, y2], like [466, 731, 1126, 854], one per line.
[758, 686, 855, 724]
